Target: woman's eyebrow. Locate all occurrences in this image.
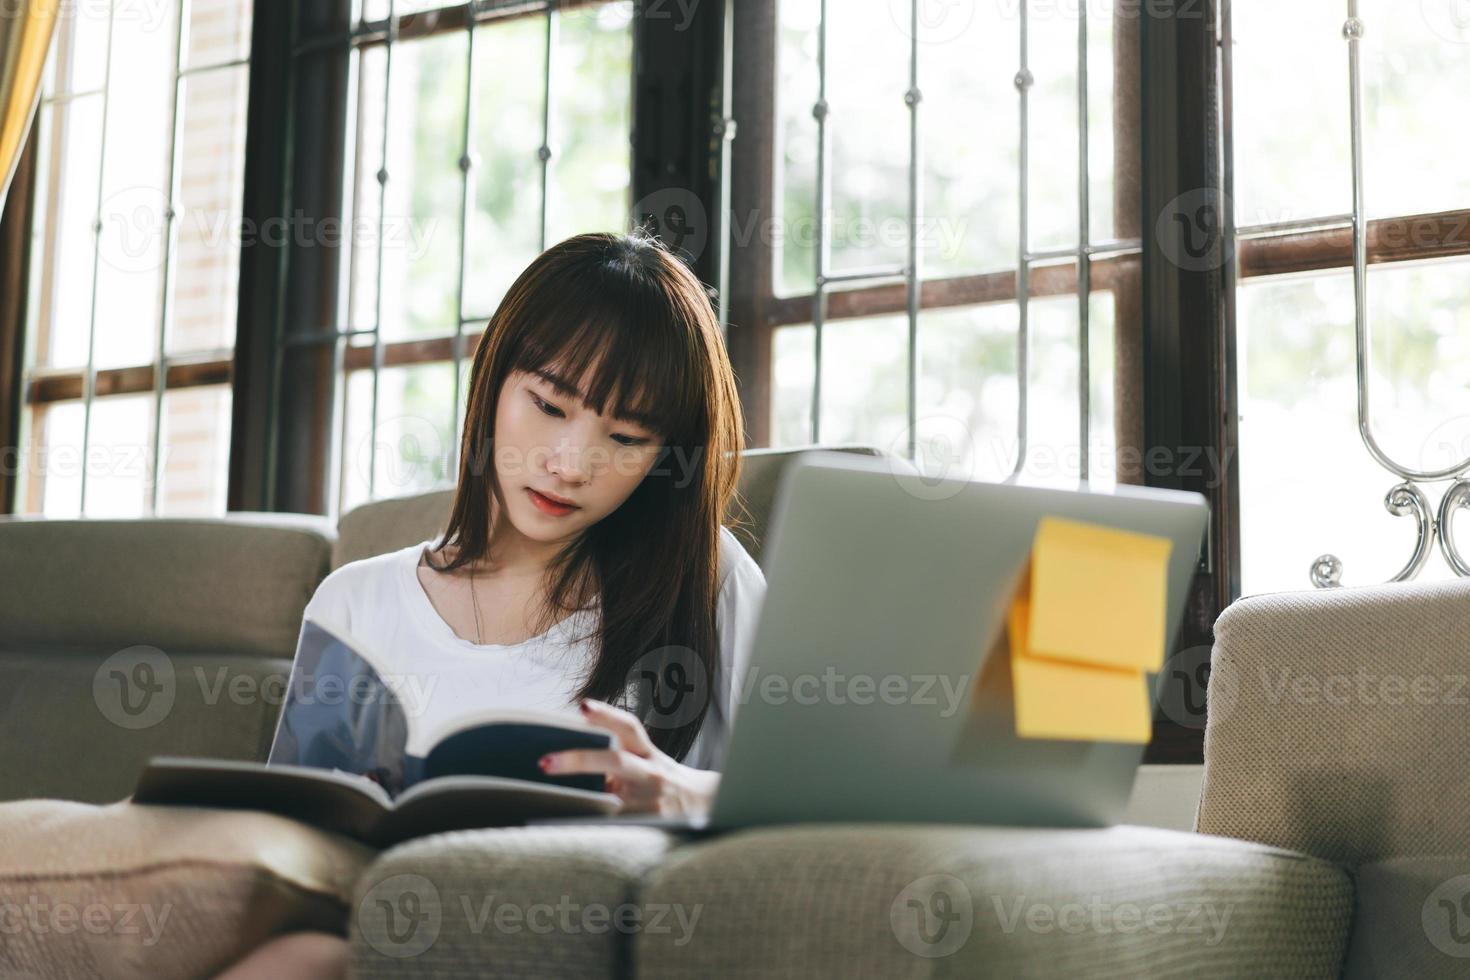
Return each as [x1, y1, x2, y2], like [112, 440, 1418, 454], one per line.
[531, 368, 660, 430]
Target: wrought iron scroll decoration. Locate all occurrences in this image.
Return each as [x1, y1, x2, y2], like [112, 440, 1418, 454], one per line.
[1309, 0, 1470, 588]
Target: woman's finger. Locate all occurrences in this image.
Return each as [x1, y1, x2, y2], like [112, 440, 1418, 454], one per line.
[578, 699, 657, 757]
[540, 747, 651, 779]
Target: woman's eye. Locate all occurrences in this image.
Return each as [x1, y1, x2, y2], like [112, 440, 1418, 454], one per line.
[611, 434, 647, 447]
[531, 393, 564, 418]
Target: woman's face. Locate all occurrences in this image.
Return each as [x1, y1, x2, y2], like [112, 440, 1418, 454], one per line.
[491, 365, 665, 544]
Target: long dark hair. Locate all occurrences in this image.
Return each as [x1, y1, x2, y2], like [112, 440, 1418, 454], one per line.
[425, 231, 747, 761]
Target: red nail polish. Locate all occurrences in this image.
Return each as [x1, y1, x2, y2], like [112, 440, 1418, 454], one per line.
[538, 756, 552, 770]
[578, 701, 591, 714]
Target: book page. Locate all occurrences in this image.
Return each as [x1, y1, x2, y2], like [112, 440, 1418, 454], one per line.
[265, 617, 414, 795]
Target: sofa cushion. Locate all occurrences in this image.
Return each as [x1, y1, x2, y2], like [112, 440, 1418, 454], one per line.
[349, 825, 676, 979]
[0, 649, 293, 803]
[0, 798, 372, 980]
[0, 515, 334, 659]
[1341, 855, 1470, 980]
[634, 824, 1352, 979]
[1198, 579, 1470, 865]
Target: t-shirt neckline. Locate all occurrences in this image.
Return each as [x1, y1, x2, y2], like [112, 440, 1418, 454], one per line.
[401, 539, 596, 655]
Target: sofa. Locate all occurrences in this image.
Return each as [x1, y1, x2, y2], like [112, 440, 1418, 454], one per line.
[1, 444, 1463, 977]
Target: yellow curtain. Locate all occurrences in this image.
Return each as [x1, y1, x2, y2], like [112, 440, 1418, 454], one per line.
[0, 0, 61, 211]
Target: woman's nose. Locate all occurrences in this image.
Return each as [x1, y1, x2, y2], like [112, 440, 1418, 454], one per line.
[546, 437, 592, 483]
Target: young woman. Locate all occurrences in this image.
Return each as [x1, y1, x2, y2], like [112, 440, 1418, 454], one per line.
[218, 231, 767, 979]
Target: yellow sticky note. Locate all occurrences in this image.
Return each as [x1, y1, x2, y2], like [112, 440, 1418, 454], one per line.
[1009, 592, 1151, 744]
[1027, 517, 1173, 673]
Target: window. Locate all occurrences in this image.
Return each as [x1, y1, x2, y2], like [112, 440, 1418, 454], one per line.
[294, 0, 636, 518]
[17, 0, 253, 517]
[757, 0, 1141, 491]
[1227, 0, 1470, 593]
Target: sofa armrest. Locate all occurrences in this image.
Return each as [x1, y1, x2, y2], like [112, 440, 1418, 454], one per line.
[1199, 579, 1470, 865]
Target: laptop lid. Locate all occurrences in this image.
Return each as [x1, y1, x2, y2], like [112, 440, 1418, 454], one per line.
[708, 451, 1209, 830]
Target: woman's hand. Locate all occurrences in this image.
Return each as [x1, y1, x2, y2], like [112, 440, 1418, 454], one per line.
[538, 699, 720, 816]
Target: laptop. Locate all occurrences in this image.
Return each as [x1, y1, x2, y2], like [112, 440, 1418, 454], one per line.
[541, 450, 1210, 834]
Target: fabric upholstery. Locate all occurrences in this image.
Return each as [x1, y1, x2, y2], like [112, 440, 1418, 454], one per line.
[349, 825, 676, 979]
[0, 798, 372, 980]
[1198, 579, 1470, 866]
[1341, 855, 1470, 979]
[633, 823, 1353, 979]
[334, 489, 455, 570]
[0, 515, 334, 659]
[0, 649, 294, 803]
[725, 445, 888, 567]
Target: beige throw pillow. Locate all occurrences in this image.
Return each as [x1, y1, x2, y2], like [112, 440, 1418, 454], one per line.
[0, 799, 373, 980]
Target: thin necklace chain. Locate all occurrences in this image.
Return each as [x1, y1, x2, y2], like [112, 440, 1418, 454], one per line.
[469, 564, 484, 644]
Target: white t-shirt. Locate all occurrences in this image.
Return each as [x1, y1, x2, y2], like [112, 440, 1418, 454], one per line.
[292, 525, 767, 771]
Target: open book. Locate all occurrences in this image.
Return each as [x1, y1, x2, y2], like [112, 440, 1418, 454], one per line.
[130, 616, 621, 846]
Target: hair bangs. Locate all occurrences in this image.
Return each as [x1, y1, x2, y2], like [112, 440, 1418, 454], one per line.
[510, 263, 704, 442]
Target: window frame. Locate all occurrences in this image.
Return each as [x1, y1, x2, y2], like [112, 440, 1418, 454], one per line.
[8, 0, 254, 518]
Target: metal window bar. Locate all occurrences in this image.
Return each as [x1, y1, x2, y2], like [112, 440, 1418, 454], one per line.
[1076, 0, 1090, 483]
[1010, 2, 1031, 480]
[1008, 0, 1092, 482]
[1344, 0, 1470, 485]
[76, 3, 119, 513]
[800, 1, 1097, 473]
[449, 8, 480, 475]
[807, 1, 922, 454]
[344, 0, 561, 506]
[54, 0, 249, 515]
[1256, 0, 1470, 587]
[149, 1, 191, 512]
[366, 0, 399, 499]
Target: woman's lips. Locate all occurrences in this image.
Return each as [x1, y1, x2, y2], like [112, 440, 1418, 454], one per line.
[526, 487, 579, 516]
